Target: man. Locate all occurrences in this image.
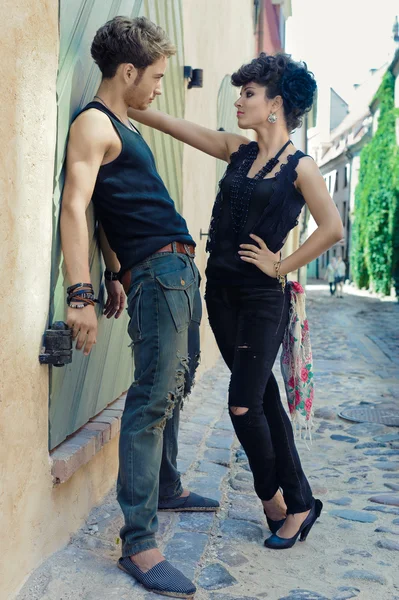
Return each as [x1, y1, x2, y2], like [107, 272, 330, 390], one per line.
[60, 15, 218, 598]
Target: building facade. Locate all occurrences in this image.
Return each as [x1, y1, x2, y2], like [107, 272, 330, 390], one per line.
[306, 69, 386, 280]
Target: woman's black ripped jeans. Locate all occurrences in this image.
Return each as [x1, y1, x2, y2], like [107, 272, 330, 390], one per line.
[205, 283, 313, 514]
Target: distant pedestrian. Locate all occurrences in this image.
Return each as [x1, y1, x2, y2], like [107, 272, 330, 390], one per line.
[324, 257, 337, 295]
[335, 256, 346, 298]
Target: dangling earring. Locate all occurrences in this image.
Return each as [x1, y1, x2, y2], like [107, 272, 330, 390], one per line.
[268, 113, 277, 124]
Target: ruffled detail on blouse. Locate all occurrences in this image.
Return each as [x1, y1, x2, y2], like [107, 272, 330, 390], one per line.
[207, 143, 308, 254]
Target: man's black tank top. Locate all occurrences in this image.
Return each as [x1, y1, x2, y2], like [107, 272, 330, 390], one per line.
[74, 101, 194, 273]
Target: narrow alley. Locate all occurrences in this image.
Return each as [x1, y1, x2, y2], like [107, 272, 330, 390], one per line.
[17, 283, 399, 600]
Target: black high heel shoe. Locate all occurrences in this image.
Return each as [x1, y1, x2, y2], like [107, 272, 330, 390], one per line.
[264, 499, 323, 549]
[263, 510, 286, 535]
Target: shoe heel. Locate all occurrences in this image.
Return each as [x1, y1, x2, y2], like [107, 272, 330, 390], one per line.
[299, 521, 314, 542]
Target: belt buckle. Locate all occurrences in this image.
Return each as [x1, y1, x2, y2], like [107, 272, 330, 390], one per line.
[184, 243, 195, 258]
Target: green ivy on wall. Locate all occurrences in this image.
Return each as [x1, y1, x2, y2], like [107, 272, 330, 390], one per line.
[351, 71, 399, 297]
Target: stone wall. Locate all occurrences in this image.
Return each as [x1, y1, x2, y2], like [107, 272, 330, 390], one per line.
[0, 3, 120, 598]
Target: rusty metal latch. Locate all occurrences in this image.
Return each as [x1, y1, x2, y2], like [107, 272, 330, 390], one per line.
[39, 321, 72, 367]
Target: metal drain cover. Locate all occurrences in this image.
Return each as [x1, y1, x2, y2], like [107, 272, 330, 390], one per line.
[338, 407, 399, 427]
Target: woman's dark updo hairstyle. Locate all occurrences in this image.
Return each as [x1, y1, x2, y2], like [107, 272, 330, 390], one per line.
[231, 52, 317, 131]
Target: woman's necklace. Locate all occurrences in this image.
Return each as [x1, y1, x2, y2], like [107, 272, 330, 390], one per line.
[93, 95, 137, 132]
[229, 139, 292, 234]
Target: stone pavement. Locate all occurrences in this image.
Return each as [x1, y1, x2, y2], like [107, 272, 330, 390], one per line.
[17, 282, 399, 600]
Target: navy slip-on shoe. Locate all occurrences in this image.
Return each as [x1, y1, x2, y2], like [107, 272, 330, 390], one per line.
[158, 491, 220, 512]
[118, 557, 196, 598]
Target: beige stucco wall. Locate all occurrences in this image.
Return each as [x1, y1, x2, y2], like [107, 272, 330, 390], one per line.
[181, 0, 255, 372]
[0, 4, 120, 599]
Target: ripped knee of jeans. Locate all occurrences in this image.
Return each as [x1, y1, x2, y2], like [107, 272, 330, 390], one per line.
[155, 353, 191, 430]
[175, 352, 190, 409]
[184, 351, 201, 398]
[153, 392, 175, 431]
[230, 406, 249, 416]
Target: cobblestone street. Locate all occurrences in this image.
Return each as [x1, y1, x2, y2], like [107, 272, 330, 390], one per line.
[18, 282, 399, 600]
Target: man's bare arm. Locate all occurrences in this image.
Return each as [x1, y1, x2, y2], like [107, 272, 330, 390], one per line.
[98, 223, 126, 319]
[60, 109, 111, 354]
[98, 223, 120, 272]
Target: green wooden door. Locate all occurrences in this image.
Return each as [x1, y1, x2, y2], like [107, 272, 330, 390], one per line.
[49, 0, 184, 450]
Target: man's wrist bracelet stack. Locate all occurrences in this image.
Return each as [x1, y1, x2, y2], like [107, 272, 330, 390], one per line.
[67, 283, 98, 309]
[104, 269, 120, 281]
[273, 261, 286, 292]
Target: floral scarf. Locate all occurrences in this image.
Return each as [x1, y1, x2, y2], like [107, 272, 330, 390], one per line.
[280, 281, 314, 441]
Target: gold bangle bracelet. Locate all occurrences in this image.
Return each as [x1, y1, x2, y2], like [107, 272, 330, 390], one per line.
[273, 260, 286, 292]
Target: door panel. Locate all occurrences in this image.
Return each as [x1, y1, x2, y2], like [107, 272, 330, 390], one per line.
[50, 0, 184, 449]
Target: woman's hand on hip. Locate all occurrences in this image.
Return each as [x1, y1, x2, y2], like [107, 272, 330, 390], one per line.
[238, 234, 280, 277]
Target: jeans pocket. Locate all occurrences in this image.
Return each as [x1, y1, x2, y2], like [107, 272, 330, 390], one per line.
[156, 265, 195, 333]
[127, 283, 142, 343]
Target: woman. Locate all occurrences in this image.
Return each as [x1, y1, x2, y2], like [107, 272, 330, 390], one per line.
[129, 53, 343, 549]
[325, 258, 337, 295]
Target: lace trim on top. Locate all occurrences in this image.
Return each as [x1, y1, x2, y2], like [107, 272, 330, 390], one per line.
[251, 150, 306, 251]
[206, 145, 306, 253]
[206, 143, 253, 253]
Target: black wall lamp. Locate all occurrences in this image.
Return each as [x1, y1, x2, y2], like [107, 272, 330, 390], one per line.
[184, 66, 203, 89]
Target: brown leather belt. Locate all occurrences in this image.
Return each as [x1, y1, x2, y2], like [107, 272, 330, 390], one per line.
[121, 242, 196, 293]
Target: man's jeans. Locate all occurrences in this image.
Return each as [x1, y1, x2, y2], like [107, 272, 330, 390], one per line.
[117, 251, 201, 557]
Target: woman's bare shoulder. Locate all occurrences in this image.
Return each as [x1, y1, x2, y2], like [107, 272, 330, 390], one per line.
[225, 134, 252, 163]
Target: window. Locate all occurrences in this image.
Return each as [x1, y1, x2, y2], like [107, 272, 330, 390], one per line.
[335, 171, 339, 192]
[342, 201, 347, 225]
[307, 91, 318, 129]
[253, 0, 261, 32]
[344, 163, 349, 188]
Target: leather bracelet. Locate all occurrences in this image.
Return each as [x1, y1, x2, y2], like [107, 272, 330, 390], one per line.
[104, 269, 120, 281]
[67, 282, 93, 294]
[68, 302, 87, 309]
[67, 282, 98, 307]
[67, 296, 96, 307]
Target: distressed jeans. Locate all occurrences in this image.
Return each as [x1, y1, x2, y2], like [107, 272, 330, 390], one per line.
[118, 251, 201, 557]
[205, 283, 313, 514]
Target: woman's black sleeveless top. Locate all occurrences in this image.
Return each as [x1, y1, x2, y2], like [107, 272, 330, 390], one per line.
[206, 141, 309, 286]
